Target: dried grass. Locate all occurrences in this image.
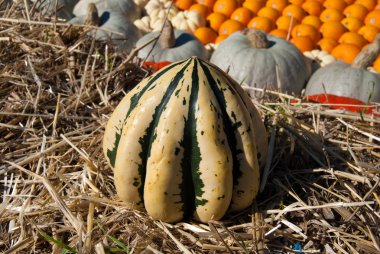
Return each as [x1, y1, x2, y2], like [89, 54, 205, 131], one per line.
[1, 2, 380, 253]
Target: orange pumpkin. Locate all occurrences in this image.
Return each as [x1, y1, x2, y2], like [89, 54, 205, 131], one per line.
[341, 16, 364, 32]
[289, 0, 305, 6]
[358, 24, 380, 42]
[196, 0, 216, 9]
[207, 12, 228, 31]
[301, 0, 324, 16]
[320, 21, 348, 41]
[355, 0, 377, 10]
[338, 31, 368, 48]
[320, 8, 345, 22]
[194, 26, 218, 44]
[343, 4, 369, 20]
[291, 36, 317, 51]
[242, 0, 265, 14]
[331, 43, 361, 63]
[175, 0, 194, 10]
[257, 6, 281, 22]
[218, 19, 245, 35]
[301, 15, 323, 29]
[344, 0, 355, 4]
[235, 0, 245, 6]
[215, 34, 228, 43]
[373, 55, 380, 72]
[266, 0, 289, 12]
[365, 10, 380, 28]
[230, 7, 254, 26]
[189, 3, 211, 18]
[213, 0, 238, 17]
[276, 15, 299, 31]
[318, 38, 339, 53]
[270, 28, 289, 38]
[323, 0, 347, 11]
[291, 23, 321, 42]
[247, 16, 275, 32]
[282, 4, 307, 21]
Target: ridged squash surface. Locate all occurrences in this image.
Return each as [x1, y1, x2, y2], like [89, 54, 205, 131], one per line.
[103, 57, 267, 223]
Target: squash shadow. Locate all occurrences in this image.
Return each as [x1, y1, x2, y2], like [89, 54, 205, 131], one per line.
[99, 11, 110, 26]
[224, 111, 371, 250]
[256, 116, 352, 211]
[174, 33, 199, 48]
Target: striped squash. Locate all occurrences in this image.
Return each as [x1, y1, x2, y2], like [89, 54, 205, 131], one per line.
[103, 57, 267, 223]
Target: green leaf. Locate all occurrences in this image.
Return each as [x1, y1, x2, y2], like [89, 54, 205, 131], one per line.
[97, 222, 129, 253]
[106, 234, 129, 253]
[38, 229, 77, 253]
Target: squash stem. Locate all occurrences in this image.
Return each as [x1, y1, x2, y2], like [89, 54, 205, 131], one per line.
[160, 20, 176, 49]
[84, 3, 99, 26]
[242, 29, 269, 49]
[352, 33, 380, 69]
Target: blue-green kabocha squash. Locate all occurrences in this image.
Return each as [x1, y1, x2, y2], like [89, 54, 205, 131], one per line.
[136, 20, 207, 62]
[103, 57, 268, 223]
[210, 29, 311, 98]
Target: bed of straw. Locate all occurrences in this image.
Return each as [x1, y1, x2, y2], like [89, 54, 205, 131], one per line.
[1, 2, 379, 253]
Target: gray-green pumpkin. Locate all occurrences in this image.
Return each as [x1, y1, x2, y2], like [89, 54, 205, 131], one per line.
[305, 34, 380, 103]
[69, 3, 141, 52]
[136, 20, 207, 62]
[73, 0, 140, 21]
[210, 29, 312, 98]
[33, 0, 79, 20]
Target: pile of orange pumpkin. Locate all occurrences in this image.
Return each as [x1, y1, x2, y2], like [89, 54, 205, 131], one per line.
[174, 0, 380, 71]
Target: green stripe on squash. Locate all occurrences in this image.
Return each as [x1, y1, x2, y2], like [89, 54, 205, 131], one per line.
[105, 59, 188, 167]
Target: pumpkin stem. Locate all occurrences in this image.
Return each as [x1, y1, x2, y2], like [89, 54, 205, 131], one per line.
[242, 29, 269, 49]
[84, 3, 100, 26]
[160, 20, 176, 48]
[351, 33, 380, 69]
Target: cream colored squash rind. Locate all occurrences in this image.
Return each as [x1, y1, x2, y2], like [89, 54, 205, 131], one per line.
[103, 57, 265, 223]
